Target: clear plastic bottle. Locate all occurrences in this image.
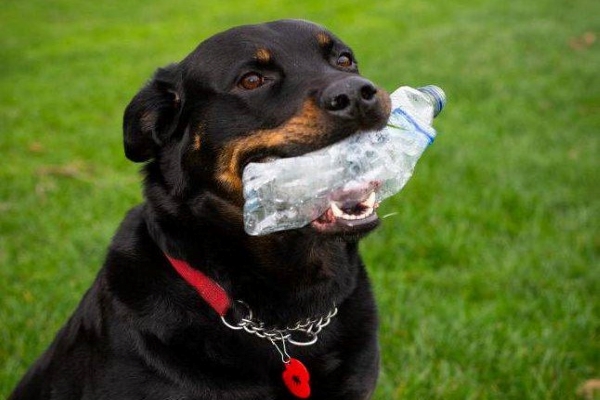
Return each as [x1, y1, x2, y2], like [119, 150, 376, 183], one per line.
[242, 85, 446, 236]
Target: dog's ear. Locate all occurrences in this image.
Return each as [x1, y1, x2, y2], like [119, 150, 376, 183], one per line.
[123, 64, 183, 162]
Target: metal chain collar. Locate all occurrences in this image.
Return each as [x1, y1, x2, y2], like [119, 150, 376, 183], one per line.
[221, 300, 338, 347]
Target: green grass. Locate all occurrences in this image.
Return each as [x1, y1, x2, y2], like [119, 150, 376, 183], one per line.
[1, 0, 598, 398]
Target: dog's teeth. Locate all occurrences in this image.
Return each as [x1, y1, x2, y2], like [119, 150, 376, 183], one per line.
[330, 196, 376, 221]
[364, 192, 376, 208]
[331, 202, 344, 218]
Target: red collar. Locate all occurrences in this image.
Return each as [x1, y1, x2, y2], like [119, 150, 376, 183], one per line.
[165, 255, 231, 316]
[165, 255, 316, 398]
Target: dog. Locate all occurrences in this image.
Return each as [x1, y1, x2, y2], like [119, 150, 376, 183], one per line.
[10, 19, 392, 399]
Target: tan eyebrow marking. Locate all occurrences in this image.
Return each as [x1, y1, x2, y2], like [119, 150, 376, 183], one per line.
[316, 32, 332, 47]
[254, 48, 272, 64]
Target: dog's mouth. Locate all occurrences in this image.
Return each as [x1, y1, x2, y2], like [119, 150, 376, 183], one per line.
[246, 154, 382, 235]
[310, 187, 381, 234]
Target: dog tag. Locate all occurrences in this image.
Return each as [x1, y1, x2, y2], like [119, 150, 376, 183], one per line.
[282, 358, 311, 398]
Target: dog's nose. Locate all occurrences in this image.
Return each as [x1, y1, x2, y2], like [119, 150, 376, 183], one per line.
[320, 76, 379, 120]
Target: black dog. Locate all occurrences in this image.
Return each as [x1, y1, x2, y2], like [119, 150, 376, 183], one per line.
[10, 20, 391, 400]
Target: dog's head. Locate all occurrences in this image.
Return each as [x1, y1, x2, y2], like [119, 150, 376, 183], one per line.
[124, 20, 391, 239]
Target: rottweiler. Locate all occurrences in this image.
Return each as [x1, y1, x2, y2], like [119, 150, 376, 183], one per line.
[10, 19, 392, 400]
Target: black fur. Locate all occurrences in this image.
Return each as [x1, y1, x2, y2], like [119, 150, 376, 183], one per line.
[10, 20, 391, 399]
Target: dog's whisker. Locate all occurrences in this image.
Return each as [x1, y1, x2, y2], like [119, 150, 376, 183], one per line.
[381, 212, 399, 219]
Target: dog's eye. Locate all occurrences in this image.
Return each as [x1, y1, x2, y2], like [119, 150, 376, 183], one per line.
[238, 72, 265, 90]
[336, 53, 354, 68]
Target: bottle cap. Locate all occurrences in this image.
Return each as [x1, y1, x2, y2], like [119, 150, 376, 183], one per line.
[418, 85, 446, 117]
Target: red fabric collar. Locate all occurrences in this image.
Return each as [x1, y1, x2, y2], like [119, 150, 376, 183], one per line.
[166, 255, 314, 398]
[165, 255, 232, 316]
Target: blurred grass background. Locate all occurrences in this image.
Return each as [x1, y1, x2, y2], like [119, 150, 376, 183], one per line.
[1, 0, 598, 398]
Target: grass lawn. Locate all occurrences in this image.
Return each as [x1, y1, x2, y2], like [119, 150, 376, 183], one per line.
[1, 0, 598, 398]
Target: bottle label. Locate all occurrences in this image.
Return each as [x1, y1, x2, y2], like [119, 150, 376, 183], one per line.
[390, 108, 435, 145]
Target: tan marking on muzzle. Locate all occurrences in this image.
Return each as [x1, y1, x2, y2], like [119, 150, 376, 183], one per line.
[193, 133, 202, 151]
[216, 100, 328, 196]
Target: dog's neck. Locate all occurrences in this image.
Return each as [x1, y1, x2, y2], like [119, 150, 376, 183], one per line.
[143, 196, 363, 325]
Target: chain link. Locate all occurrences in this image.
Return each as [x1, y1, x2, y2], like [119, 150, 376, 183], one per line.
[221, 300, 338, 347]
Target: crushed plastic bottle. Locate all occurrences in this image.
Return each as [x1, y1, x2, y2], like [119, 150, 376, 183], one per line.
[242, 85, 446, 236]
